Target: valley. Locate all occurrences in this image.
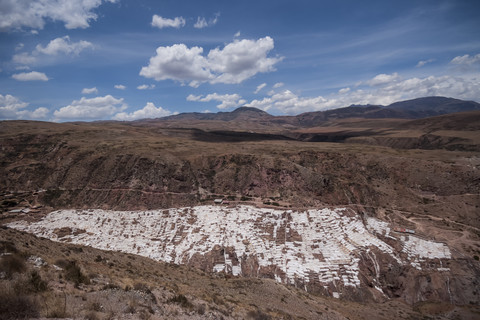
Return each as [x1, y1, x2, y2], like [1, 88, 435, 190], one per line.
[1, 97, 480, 319]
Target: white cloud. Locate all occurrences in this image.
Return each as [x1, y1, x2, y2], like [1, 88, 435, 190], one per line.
[194, 14, 219, 29]
[15, 43, 24, 51]
[450, 53, 480, 66]
[12, 71, 49, 81]
[187, 93, 246, 109]
[151, 15, 185, 29]
[416, 59, 435, 68]
[254, 83, 267, 94]
[53, 95, 126, 120]
[366, 72, 400, 86]
[12, 52, 37, 65]
[35, 36, 93, 55]
[273, 82, 284, 89]
[246, 90, 330, 114]
[82, 87, 98, 94]
[194, 17, 208, 29]
[0, 0, 117, 31]
[140, 44, 213, 87]
[113, 102, 172, 121]
[0, 94, 49, 120]
[12, 36, 93, 67]
[140, 36, 282, 86]
[137, 84, 155, 90]
[114, 84, 126, 90]
[246, 72, 480, 115]
[208, 37, 283, 84]
[234, 31, 241, 38]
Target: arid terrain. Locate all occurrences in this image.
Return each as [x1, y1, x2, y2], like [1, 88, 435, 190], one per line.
[1, 97, 480, 319]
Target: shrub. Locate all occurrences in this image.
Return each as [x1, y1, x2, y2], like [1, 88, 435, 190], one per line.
[29, 270, 48, 292]
[133, 282, 151, 294]
[43, 292, 68, 318]
[84, 311, 99, 320]
[168, 294, 192, 309]
[102, 283, 120, 290]
[0, 254, 26, 278]
[196, 304, 206, 315]
[0, 283, 39, 319]
[247, 309, 271, 320]
[57, 260, 90, 286]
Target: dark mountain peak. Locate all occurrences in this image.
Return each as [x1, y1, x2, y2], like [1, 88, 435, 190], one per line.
[231, 106, 271, 117]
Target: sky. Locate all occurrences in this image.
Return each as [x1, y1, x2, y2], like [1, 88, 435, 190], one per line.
[0, 0, 479, 122]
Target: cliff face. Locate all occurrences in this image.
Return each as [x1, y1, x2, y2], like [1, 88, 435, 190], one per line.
[1, 130, 478, 226]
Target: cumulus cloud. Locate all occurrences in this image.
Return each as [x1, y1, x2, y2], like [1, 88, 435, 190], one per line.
[254, 83, 267, 94]
[246, 72, 480, 115]
[450, 53, 480, 66]
[246, 90, 330, 114]
[273, 82, 284, 89]
[137, 84, 155, 90]
[113, 102, 172, 121]
[140, 44, 213, 87]
[82, 87, 98, 94]
[208, 37, 283, 84]
[114, 84, 126, 90]
[0, 0, 117, 31]
[234, 31, 241, 38]
[151, 15, 185, 29]
[35, 36, 93, 55]
[140, 36, 282, 86]
[366, 72, 400, 86]
[187, 93, 246, 109]
[12, 71, 49, 81]
[53, 95, 126, 120]
[0, 94, 49, 120]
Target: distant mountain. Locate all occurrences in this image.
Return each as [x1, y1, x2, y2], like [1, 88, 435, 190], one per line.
[386, 96, 480, 118]
[294, 97, 480, 126]
[140, 96, 480, 129]
[159, 106, 272, 122]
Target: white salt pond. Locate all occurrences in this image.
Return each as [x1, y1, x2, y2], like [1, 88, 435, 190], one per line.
[7, 205, 451, 294]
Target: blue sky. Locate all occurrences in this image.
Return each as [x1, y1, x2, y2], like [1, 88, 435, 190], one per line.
[1, 0, 479, 121]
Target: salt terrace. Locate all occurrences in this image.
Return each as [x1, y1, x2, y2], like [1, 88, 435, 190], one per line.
[8, 205, 451, 291]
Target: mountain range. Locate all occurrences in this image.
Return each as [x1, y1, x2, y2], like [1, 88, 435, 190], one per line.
[156, 96, 480, 126]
